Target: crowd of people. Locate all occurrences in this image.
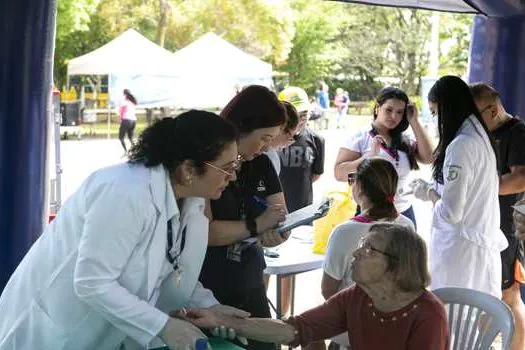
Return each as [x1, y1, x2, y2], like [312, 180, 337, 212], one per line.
[0, 76, 525, 350]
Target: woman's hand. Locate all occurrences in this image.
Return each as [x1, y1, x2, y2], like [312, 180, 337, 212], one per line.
[171, 308, 248, 345]
[258, 229, 286, 247]
[256, 205, 286, 232]
[410, 179, 432, 202]
[370, 135, 387, 156]
[159, 317, 208, 350]
[407, 103, 419, 124]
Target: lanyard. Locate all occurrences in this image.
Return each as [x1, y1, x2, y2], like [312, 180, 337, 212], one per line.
[166, 219, 186, 270]
[369, 129, 400, 167]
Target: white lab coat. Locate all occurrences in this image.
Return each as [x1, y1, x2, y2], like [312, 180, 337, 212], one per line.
[430, 115, 508, 298]
[0, 163, 218, 350]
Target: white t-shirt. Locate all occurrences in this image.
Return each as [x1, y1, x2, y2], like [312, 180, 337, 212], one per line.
[323, 214, 415, 346]
[324, 215, 415, 290]
[342, 129, 416, 212]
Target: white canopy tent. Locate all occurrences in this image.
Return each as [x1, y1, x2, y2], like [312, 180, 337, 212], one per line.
[168, 32, 274, 109]
[67, 29, 180, 108]
[67, 28, 176, 76]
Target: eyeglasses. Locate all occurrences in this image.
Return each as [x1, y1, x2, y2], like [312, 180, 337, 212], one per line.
[356, 237, 398, 260]
[204, 161, 241, 177]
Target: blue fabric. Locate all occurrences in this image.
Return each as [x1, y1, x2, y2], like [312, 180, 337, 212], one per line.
[0, 0, 56, 292]
[469, 14, 525, 121]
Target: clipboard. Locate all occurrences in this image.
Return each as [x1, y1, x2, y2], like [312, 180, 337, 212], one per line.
[241, 198, 332, 244]
[275, 198, 332, 235]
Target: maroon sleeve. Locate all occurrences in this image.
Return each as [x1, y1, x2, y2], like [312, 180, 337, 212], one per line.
[407, 300, 449, 350]
[286, 287, 352, 347]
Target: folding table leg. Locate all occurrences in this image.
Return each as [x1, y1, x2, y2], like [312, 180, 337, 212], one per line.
[290, 275, 296, 316]
[276, 275, 282, 320]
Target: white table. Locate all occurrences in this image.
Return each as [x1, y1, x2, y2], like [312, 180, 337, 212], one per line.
[264, 226, 325, 319]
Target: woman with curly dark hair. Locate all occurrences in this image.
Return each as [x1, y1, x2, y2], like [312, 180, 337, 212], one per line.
[0, 110, 250, 350]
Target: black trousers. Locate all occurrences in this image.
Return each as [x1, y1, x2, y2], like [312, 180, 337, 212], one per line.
[213, 286, 275, 350]
[118, 119, 136, 151]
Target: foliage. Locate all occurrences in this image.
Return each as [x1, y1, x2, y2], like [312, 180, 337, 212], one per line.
[278, 0, 339, 91]
[53, 0, 474, 102]
[438, 13, 474, 77]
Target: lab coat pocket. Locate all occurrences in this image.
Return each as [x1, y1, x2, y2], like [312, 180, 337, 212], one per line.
[0, 301, 67, 349]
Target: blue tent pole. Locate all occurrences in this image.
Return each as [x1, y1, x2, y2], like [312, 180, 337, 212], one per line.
[0, 0, 57, 292]
[468, 14, 525, 121]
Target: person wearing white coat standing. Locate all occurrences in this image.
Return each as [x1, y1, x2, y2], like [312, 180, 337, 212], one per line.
[411, 76, 508, 298]
[0, 110, 249, 350]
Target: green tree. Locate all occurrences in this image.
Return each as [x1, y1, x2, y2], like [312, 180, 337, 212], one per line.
[439, 13, 474, 76]
[278, 0, 340, 92]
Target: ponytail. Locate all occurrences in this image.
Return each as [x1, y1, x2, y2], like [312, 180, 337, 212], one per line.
[128, 110, 237, 174]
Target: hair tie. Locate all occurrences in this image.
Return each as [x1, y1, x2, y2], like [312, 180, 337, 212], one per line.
[385, 194, 395, 204]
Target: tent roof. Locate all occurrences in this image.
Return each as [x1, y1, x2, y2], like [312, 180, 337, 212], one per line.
[170, 32, 272, 78]
[336, 0, 525, 17]
[67, 29, 176, 75]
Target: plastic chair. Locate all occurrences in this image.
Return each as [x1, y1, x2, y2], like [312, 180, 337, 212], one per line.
[432, 287, 514, 350]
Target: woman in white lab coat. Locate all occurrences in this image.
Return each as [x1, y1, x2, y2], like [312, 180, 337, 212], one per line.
[0, 110, 248, 350]
[411, 76, 507, 298]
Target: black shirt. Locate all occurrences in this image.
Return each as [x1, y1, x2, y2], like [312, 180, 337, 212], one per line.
[200, 154, 282, 296]
[493, 117, 525, 235]
[279, 127, 325, 212]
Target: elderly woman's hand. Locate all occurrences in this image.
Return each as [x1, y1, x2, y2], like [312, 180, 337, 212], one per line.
[514, 200, 525, 240]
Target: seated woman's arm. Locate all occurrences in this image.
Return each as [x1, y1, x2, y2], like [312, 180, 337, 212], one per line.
[200, 287, 351, 347]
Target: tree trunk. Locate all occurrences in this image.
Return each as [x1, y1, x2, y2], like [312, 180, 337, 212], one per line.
[156, 0, 169, 47]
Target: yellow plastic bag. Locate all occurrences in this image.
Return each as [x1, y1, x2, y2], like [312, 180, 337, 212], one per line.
[312, 187, 356, 254]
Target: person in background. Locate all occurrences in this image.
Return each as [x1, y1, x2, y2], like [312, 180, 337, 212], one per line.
[316, 81, 330, 130]
[118, 89, 138, 153]
[183, 224, 450, 350]
[266, 101, 300, 175]
[200, 85, 290, 350]
[470, 82, 525, 350]
[278, 87, 325, 213]
[0, 111, 248, 350]
[411, 75, 508, 299]
[334, 88, 349, 129]
[304, 158, 414, 350]
[334, 87, 434, 229]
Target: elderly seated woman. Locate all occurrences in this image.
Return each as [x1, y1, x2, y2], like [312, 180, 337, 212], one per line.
[515, 199, 525, 240]
[182, 223, 449, 350]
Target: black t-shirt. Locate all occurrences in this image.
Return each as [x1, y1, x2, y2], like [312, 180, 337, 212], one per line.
[278, 127, 325, 212]
[199, 154, 282, 296]
[493, 118, 525, 235]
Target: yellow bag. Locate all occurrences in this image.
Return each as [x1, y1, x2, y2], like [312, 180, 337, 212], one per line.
[312, 187, 356, 254]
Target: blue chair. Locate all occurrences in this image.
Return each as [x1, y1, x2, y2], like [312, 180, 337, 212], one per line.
[432, 287, 514, 350]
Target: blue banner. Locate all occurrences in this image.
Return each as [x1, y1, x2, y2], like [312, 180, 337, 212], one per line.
[469, 14, 525, 121]
[0, 0, 56, 292]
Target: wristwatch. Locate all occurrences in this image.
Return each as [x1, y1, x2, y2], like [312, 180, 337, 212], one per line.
[246, 217, 258, 237]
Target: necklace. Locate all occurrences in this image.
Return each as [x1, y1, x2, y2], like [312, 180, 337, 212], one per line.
[368, 302, 420, 323]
